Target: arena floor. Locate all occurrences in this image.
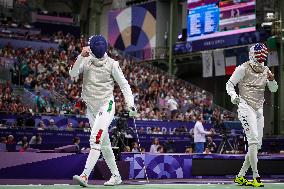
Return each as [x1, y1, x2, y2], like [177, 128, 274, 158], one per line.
[1, 184, 284, 189]
[1, 179, 284, 189]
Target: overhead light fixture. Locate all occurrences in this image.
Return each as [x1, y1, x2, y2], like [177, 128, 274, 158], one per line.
[266, 12, 275, 20]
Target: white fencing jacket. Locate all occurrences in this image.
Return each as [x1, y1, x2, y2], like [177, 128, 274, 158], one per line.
[226, 61, 278, 110]
[69, 54, 134, 111]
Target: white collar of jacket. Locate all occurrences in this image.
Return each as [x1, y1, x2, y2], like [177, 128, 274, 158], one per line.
[89, 53, 108, 67]
[248, 60, 265, 73]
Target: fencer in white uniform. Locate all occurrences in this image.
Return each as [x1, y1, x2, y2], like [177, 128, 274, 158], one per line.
[70, 35, 137, 187]
[226, 43, 278, 187]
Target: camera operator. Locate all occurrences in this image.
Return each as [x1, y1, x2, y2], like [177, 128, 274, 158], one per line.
[111, 111, 134, 152]
[193, 114, 213, 153]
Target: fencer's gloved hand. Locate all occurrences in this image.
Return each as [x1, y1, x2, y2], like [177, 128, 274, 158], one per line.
[128, 106, 138, 117]
[81, 46, 90, 57]
[231, 94, 240, 105]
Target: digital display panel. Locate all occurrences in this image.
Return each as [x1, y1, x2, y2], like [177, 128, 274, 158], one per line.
[187, 0, 256, 42]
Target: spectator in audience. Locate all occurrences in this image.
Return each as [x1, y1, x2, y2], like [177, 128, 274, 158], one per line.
[138, 127, 144, 134]
[66, 122, 74, 131]
[83, 122, 91, 132]
[151, 127, 156, 134]
[19, 142, 29, 152]
[194, 114, 212, 153]
[6, 135, 16, 152]
[124, 146, 131, 152]
[35, 91, 44, 113]
[0, 136, 7, 151]
[203, 147, 212, 154]
[48, 119, 58, 130]
[150, 138, 160, 153]
[37, 121, 46, 130]
[140, 147, 145, 152]
[206, 137, 217, 153]
[166, 95, 178, 119]
[146, 128, 151, 134]
[155, 127, 163, 134]
[24, 74, 33, 88]
[185, 146, 193, 154]
[6, 135, 15, 145]
[73, 137, 81, 153]
[179, 126, 188, 134]
[131, 142, 139, 152]
[78, 121, 84, 130]
[17, 136, 28, 146]
[43, 96, 52, 113]
[29, 133, 42, 145]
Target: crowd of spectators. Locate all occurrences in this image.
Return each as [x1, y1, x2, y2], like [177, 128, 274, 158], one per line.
[0, 30, 236, 123]
[0, 133, 82, 153]
[0, 15, 75, 42]
[0, 81, 30, 114]
[114, 52, 235, 122]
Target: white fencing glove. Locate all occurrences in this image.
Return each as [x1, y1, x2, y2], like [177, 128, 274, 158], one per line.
[231, 94, 240, 105]
[128, 106, 138, 117]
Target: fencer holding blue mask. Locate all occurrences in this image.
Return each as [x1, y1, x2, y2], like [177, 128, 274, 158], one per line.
[69, 34, 137, 187]
[88, 35, 107, 59]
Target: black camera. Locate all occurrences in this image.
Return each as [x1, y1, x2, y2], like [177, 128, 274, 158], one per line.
[111, 111, 134, 155]
[117, 111, 130, 119]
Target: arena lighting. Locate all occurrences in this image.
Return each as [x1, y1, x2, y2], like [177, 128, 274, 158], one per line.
[178, 34, 182, 39]
[266, 12, 275, 20]
[261, 22, 273, 27]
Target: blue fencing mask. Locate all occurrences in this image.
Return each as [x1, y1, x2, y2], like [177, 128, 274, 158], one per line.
[89, 35, 107, 59]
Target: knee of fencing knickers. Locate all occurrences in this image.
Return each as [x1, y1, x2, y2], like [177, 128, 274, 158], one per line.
[248, 135, 259, 146]
[90, 129, 104, 150]
[248, 143, 258, 149]
[101, 143, 111, 152]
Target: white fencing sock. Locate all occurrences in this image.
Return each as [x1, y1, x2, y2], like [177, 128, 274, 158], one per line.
[82, 148, 101, 178]
[238, 153, 250, 177]
[248, 144, 260, 178]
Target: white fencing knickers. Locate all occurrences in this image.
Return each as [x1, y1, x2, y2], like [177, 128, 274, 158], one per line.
[82, 99, 120, 178]
[237, 98, 264, 149]
[237, 98, 264, 178]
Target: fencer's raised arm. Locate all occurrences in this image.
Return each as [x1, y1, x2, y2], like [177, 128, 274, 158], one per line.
[267, 79, 278, 93]
[69, 47, 90, 77]
[112, 61, 134, 108]
[226, 65, 245, 98]
[69, 55, 85, 78]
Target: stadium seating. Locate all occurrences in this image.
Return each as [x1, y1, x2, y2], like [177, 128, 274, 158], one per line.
[0, 31, 235, 122]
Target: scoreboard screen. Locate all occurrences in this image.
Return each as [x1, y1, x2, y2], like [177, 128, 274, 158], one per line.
[187, 0, 256, 42]
[188, 4, 219, 37]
